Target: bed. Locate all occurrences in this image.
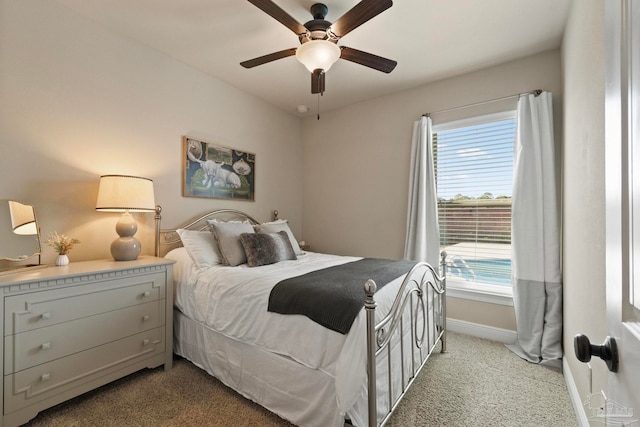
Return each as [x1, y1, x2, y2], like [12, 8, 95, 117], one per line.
[154, 208, 446, 427]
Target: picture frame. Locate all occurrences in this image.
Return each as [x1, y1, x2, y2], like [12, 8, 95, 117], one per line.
[182, 136, 255, 201]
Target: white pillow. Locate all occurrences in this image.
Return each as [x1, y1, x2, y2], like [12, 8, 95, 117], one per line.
[254, 219, 303, 255]
[208, 220, 255, 266]
[176, 228, 221, 269]
[163, 247, 193, 287]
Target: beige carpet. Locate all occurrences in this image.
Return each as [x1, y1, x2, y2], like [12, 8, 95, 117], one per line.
[24, 332, 577, 427]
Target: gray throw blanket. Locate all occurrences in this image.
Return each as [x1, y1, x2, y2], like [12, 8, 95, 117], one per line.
[268, 258, 417, 334]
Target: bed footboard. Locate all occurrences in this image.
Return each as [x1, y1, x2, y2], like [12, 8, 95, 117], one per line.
[364, 251, 447, 427]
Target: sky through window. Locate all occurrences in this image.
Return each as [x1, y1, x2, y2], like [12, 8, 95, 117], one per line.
[434, 118, 516, 201]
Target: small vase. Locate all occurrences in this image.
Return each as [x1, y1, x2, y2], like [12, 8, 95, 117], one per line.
[55, 254, 69, 266]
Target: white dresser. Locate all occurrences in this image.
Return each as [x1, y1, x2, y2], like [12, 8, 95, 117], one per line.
[0, 257, 174, 427]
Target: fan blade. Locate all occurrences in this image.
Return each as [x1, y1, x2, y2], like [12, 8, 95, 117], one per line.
[248, 0, 307, 35]
[340, 47, 397, 73]
[330, 0, 393, 38]
[240, 48, 297, 68]
[311, 70, 326, 94]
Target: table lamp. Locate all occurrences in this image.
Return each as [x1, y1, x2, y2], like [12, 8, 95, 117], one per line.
[96, 175, 156, 261]
[8, 201, 37, 235]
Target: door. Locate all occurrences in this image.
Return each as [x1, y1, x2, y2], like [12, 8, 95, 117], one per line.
[604, 0, 640, 425]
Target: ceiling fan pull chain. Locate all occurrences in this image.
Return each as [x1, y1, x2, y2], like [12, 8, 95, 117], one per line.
[317, 93, 321, 120]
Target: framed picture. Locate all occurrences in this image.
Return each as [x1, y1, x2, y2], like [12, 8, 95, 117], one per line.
[182, 136, 255, 200]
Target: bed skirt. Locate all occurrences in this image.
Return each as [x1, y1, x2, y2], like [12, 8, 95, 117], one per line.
[174, 309, 348, 427]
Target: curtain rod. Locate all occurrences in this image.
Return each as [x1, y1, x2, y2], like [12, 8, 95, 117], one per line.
[423, 89, 542, 117]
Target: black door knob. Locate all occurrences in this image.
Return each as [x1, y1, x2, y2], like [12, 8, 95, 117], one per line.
[574, 334, 619, 372]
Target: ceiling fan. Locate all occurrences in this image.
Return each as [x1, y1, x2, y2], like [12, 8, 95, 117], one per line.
[241, 0, 397, 95]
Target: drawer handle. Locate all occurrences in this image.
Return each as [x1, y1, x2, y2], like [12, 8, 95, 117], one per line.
[143, 339, 150, 346]
[142, 315, 150, 321]
[41, 373, 51, 382]
[41, 342, 51, 351]
[142, 291, 151, 297]
[41, 312, 51, 320]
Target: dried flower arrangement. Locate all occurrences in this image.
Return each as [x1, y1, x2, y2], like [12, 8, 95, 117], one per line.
[46, 231, 80, 255]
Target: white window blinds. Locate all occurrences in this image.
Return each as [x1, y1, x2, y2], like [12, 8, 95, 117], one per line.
[433, 112, 516, 287]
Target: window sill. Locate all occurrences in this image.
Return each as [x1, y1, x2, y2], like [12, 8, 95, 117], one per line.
[446, 278, 513, 306]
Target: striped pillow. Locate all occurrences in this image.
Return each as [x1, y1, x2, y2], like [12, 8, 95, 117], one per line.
[239, 231, 297, 267]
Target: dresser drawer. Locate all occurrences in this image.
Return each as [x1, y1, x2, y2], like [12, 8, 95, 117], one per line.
[5, 300, 164, 374]
[4, 272, 165, 336]
[4, 327, 165, 415]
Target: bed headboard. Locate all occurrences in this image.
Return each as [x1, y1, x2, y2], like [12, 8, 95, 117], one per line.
[155, 207, 260, 258]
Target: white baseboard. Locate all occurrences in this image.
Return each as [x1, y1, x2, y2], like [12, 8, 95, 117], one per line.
[446, 317, 517, 343]
[563, 358, 590, 427]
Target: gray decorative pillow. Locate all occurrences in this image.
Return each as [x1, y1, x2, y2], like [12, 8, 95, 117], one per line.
[209, 221, 255, 266]
[239, 231, 297, 267]
[254, 220, 303, 255]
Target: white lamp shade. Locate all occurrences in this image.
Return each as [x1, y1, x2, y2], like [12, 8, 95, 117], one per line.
[96, 175, 156, 212]
[295, 40, 341, 73]
[8, 200, 37, 235]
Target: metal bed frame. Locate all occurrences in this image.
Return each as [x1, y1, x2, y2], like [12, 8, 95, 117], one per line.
[154, 207, 446, 427]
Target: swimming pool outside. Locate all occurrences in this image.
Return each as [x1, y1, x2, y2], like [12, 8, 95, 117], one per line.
[448, 257, 512, 286]
[443, 242, 512, 287]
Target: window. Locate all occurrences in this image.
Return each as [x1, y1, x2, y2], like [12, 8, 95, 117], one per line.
[432, 111, 516, 302]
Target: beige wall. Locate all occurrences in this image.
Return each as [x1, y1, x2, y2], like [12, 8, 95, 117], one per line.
[561, 0, 607, 408]
[0, 0, 302, 265]
[301, 50, 563, 331]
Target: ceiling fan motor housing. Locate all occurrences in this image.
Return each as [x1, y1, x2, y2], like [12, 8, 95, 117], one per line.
[301, 4, 333, 43]
[300, 23, 334, 43]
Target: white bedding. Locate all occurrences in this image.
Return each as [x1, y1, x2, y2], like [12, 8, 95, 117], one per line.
[169, 249, 410, 417]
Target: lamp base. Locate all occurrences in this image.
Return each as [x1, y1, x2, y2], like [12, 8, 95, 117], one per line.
[110, 211, 142, 261]
[110, 237, 141, 261]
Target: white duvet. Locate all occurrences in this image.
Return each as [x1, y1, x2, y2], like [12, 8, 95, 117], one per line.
[172, 250, 407, 414]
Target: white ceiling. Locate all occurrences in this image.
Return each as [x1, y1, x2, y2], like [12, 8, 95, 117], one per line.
[53, 0, 572, 116]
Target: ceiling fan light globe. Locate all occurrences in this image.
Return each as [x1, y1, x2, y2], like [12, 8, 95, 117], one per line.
[296, 40, 340, 73]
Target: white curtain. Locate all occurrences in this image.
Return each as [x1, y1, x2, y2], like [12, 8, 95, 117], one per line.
[507, 91, 563, 369]
[404, 116, 440, 267]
